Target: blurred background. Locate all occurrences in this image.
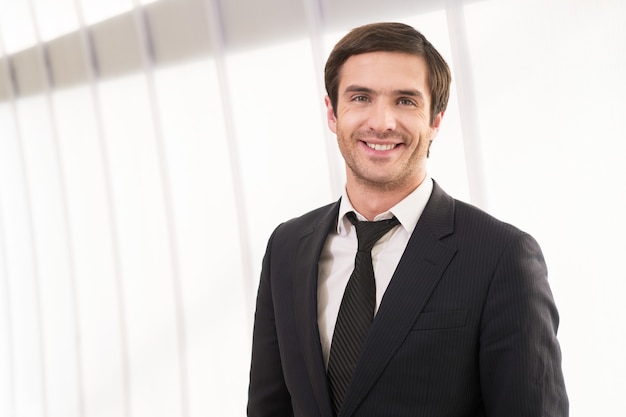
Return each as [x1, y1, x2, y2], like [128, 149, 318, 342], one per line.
[0, 0, 624, 416]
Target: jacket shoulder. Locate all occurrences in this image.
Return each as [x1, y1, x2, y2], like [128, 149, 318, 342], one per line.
[426, 181, 527, 243]
[453, 198, 529, 241]
[273, 201, 339, 239]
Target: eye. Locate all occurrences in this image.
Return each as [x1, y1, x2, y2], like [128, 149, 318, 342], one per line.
[351, 95, 370, 102]
[397, 98, 417, 106]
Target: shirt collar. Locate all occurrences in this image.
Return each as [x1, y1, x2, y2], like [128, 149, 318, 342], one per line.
[336, 176, 434, 235]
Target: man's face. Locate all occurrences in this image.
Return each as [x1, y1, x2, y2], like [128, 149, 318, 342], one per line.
[326, 51, 442, 192]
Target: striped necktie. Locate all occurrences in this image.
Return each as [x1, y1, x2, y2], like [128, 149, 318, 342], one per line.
[327, 211, 400, 415]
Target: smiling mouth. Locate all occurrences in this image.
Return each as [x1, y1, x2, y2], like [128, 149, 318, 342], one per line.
[365, 142, 398, 151]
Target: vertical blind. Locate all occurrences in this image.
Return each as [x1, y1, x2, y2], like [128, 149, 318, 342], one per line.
[1, 0, 625, 416]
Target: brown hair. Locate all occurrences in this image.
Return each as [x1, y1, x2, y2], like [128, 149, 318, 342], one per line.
[324, 22, 451, 126]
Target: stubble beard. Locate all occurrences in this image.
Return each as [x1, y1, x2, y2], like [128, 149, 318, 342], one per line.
[338, 128, 430, 193]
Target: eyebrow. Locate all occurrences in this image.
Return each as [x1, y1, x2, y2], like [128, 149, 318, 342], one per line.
[343, 84, 425, 100]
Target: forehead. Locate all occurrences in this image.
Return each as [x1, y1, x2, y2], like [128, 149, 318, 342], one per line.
[338, 51, 430, 95]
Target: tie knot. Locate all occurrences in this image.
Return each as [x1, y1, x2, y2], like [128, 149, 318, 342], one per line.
[346, 212, 400, 252]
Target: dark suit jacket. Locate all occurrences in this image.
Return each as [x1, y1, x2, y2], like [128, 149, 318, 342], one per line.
[248, 181, 568, 417]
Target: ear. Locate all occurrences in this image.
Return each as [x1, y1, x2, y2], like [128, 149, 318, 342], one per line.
[324, 96, 337, 134]
[429, 111, 444, 139]
[427, 111, 444, 158]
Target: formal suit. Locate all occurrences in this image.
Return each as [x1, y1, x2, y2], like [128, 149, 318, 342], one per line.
[248, 181, 568, 417]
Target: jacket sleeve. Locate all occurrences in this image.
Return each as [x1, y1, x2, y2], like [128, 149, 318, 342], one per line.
[479, 232, 569, 416]
[247, 228, 294, 417]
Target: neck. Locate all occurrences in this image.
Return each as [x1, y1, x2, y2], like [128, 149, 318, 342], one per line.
[346, 175, 425, 221]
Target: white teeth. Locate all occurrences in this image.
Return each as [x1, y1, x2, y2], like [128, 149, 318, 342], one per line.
[366, 143, 396, 151]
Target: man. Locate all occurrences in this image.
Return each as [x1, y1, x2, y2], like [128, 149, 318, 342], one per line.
[248, 22, 568, 417]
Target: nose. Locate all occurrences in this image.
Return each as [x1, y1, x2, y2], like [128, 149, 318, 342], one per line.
[367, 101, 396, 132]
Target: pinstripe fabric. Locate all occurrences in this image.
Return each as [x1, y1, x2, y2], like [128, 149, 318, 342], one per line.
[247, 182, 568, 417]
[326, 213, 399, 415]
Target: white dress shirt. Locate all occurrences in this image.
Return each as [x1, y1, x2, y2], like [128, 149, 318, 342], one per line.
[317, 177, 434, 366]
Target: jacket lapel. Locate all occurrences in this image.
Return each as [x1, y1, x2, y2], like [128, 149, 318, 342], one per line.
[293, 201, 340, 417]
[339, 182, 458, 417]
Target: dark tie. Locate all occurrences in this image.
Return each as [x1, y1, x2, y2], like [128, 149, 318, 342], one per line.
[327, 211, 400, 415]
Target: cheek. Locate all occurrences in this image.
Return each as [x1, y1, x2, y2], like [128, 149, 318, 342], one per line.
[335, 118, 355, 141]
[336, 108, 365, 129]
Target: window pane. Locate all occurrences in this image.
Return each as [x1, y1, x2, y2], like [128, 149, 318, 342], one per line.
[53, 85, 126, 417]
[98, 73, 181, 417]
[17, 91, 81, 417]
[226, 39, 333, 272]
[0, 0, 37, 54]
[0, 102, 40, 417]
[79, 0, 132, 26]
[153, 58, 249, 416]
[31, 0, 79, 42]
